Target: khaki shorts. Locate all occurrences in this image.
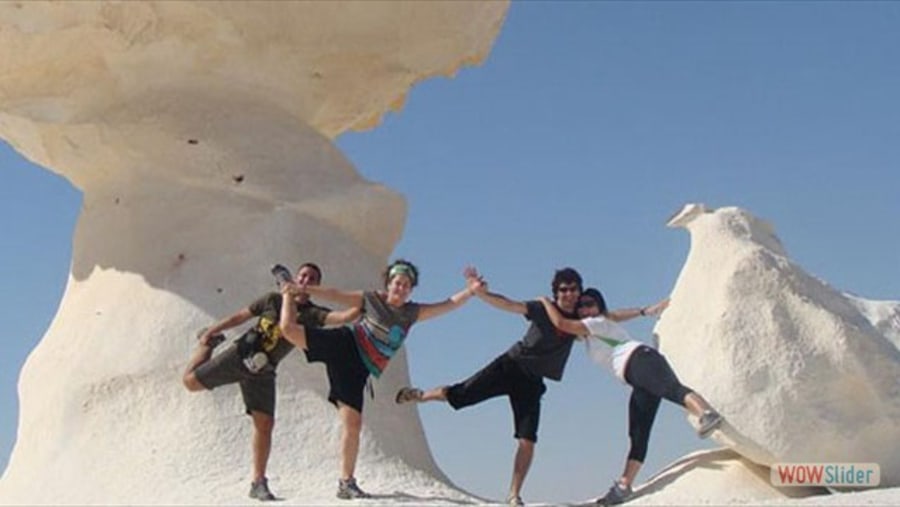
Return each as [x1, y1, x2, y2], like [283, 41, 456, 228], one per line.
[194, 343, 276, 416]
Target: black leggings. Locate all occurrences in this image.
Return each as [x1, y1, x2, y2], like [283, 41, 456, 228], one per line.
[623, 346, 694, 462]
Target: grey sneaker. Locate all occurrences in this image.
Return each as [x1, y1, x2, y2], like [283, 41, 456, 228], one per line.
[596, 481, 632, 505]
[249, 477, 276, 501]
[337, 477, 370, 499]
[697, 409, 724, 439]
[197, 327, 225, 349]
[507, 493, 525, 506]
[394, 386, 423, 404]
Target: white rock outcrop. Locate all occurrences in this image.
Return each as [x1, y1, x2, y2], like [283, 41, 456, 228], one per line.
[655, 204, 900, 489]
[847, 295, 900, 350]
[0, 2, 508, 504]
[629, 449, 827, 505]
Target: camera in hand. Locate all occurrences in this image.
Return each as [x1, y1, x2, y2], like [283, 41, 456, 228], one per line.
[238, 328, 271, 374]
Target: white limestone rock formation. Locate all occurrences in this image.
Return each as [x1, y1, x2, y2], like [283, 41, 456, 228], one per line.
[654, 204, 900, 492]
[847, 295, 900, 349]
[628, 449, 827, 505]
[0, 2, 508, 504]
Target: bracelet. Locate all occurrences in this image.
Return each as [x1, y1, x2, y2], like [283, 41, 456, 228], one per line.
[639, 307, 646, 316]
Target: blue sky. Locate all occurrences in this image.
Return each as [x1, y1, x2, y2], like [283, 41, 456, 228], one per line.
[2, 2, 899, 503]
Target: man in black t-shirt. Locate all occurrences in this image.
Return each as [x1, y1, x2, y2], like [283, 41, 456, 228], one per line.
[395, 267, 583, 507]
[182, 262, 359, 501]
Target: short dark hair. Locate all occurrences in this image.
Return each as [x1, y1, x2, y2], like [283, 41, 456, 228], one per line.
[383, 259, 419, 288]
[296, 262, 322, 283]
[581, 287, 608, 315]
[551, 267, 583, 294]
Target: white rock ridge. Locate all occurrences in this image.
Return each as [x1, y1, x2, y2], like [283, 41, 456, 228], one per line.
[0, 2, 509, 504]
[655, 204, 900, 491]
[629, 449, 827, 505]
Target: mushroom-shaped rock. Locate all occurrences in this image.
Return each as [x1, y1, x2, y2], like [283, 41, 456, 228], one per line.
[655, 204, 900, 487]
[0, 2, 509, 504]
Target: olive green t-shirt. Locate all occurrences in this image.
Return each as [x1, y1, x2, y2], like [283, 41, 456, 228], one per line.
[247, 292, 330, 365]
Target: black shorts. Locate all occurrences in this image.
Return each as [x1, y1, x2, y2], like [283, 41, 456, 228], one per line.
[194, 343, 276, 416]
[445, 354, 546, 442]
[304, 327, 370, 413]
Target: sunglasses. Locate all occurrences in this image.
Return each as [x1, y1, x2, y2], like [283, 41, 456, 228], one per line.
[578, 299, 598, 308]
[557, 286, 580, 294]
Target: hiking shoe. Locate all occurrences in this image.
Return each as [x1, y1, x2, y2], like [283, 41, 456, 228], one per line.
[507, 493, 525, 506]
[697, 409, 724, 439]
[336, 477, 370, 499]
[197, 327, 225, 349]
[249, 477, 276, 501]
[596, 481, 632, 505]
[394, 386, 423, 404]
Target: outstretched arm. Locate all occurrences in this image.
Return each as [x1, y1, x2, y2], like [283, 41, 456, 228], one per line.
[323, 306, 362, 326]
[199, 307, 255, 343]
[538, 296, 589, 337]
[607, 298, 669, 322]
[469, 268, 528, 315]
[477, 289, 528, 315]
[416, 267, 482, 322]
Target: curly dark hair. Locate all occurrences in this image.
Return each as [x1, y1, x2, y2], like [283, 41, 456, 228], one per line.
[551, 267, 583, 295]
[382, 259, 419, 288]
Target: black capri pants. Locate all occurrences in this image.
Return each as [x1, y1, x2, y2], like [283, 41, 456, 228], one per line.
[623, 345, 694, 462]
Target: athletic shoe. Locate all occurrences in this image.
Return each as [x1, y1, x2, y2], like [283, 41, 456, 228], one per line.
[394, 386, 423, 404]
[248, 477, 276, 501]
[507, 493, 525, 506]
[697, 409, 724, 439]
[336, 477, 370, 499]
[197, 327, 225, 349]
[596, 481, 632, 505]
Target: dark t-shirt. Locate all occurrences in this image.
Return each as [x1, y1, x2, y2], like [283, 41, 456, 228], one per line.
[504, 300, 579, 381]
[246, 292, 330, 365]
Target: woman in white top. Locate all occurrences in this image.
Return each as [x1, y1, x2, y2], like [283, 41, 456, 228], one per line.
[539, 288, 723, 506]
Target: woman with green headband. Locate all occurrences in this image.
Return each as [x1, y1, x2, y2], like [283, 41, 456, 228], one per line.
[278, 259, 481, 500]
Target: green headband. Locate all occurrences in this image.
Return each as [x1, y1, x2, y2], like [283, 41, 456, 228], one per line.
[388, 264, 417, 285]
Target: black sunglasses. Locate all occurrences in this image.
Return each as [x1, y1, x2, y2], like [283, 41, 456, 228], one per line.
[557, 285, 580, 294]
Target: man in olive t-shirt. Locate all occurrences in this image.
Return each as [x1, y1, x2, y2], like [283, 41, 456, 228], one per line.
[181, 262, 358, 501]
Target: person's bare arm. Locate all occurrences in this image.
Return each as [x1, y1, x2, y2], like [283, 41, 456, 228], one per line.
[607, 298, 669, 322]
[416, 269, 483, 322]
[478, 290, 528, 315]
[199, 307, 255, 343]
[472, 268, 527, 315]
[538, 296, 589, 337]
[323, 306, 362, 326]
